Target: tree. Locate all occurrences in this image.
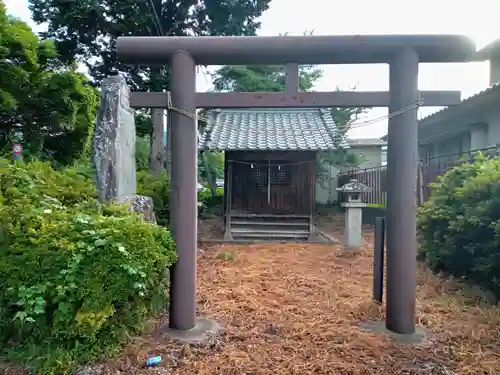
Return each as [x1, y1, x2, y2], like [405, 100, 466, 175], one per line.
[210, 61, 369, 185]
[29, 0, 272, 91]
[29, 0, 272, 171]
[316, 106, 367, 181]
[0, 1, 98, 165]
[212, 65, 323, 92]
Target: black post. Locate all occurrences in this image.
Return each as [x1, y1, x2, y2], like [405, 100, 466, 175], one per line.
[373, 217, 386, 303]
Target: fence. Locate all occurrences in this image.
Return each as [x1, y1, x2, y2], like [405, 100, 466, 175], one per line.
[338, 146, 500, 206]
[338, 166, 387, 206]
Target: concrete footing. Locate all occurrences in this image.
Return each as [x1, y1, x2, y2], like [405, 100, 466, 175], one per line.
[164, 317, 221, 344]
[360, 320, 431, 345]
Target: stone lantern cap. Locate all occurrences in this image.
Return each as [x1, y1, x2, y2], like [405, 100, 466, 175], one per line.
[336, 179, 372, 193]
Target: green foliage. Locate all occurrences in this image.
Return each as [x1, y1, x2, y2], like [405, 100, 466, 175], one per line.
[29, 0, 271, 90]
[198, 188, 224, 217]
[316, 106, 368, 187]
[211, 31, 322, 93]
[367, 203, 386, 208]
[137, 171, 225, 225]
[212, 64, 323, 92]
[71, 157, 96, 180]
[137, 170, 171, 226]
[135, 111, 153, 138]
[0, 159, 176, 373]
[199, 151, 224, 184]
[417, 155, 500, 297]
[0, 1, 98, 165]
[136, 135, 150, 171]
[199, 188, 224, 207]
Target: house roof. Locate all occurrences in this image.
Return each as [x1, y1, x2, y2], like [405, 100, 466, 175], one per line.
[198, 108, 345, 151]
[347, 138, 386, 147]
[419, 83, 500, 126]
[473, 38, 500, 61]
[377, 82, 500, 142]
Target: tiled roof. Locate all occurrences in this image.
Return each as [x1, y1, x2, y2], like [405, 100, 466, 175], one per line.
[473, 38, 500, 60]
[419, 83, 500, 125]
[198, 108, 344, 151]
[381, 84, 500, 140]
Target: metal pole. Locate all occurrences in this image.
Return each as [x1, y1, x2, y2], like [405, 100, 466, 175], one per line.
[385, 47, 419, 334]
[373, 217, 385, 303]
[169, 50, 197, 330]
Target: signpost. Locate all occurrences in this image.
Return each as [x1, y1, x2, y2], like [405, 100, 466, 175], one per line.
[13, 144, 23, 161]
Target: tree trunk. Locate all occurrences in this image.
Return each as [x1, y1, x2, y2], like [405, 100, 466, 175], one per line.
[201, 151, 217, 196]
[149, 108, 165, 174]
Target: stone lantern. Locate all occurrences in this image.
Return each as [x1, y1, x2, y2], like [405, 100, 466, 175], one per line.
[336, 179, 372, 249]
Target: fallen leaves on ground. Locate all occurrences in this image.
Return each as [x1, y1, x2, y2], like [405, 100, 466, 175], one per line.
[96, 235, 500, 375]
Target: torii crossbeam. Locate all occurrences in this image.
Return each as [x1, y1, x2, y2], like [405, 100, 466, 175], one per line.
[116, 34, 475, 336]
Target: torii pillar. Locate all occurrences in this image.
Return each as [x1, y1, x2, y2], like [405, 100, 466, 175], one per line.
[168, 50, 197, 330]
[386, 47, 419, 334]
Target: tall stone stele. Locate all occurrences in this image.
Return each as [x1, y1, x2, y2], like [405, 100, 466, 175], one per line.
[336, 179, 372, 250]
[92, 75, 156, 222]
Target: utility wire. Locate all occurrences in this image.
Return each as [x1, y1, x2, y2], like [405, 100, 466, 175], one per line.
[165, 91, 423, 132]
[124, 6, 422, 133]
[132, 8, 423, 134]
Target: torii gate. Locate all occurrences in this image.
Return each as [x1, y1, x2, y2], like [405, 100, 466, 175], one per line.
[116, 34, 475, 336]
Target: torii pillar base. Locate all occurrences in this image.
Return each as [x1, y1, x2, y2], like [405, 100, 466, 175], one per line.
[164, 317, 221, 344]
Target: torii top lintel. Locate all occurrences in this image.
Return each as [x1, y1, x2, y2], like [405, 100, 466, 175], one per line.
[116, 34, 476, 66]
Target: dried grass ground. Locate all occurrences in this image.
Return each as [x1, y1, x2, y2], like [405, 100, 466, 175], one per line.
[4, 215, 500, 375]
[95, 229, 500, 375]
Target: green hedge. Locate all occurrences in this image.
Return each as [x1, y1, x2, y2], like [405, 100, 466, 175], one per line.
[417, 155, 500, 297]
[0, 160, 177, 373]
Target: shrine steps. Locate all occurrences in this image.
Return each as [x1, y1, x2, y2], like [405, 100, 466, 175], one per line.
[226, 213, 311, 242]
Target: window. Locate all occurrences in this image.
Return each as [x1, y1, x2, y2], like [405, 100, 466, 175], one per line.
[250, 163, 267, 187]
[249, 162, 292, 187]
[270, 164, 291, 186]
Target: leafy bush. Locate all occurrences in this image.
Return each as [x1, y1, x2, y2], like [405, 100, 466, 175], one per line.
[417, 155, 500, 297]
[137, 172, 224, 224]
[135, 135, 150, 171]
[198, 188, 224, 217]
[71, 156, 96, 180]
[199, 188, 224, 207]
[0, 160, 177, 373]
[137, 170, 171, 226]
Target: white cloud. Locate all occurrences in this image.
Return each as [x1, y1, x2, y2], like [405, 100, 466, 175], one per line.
[5, 0, 498, 138]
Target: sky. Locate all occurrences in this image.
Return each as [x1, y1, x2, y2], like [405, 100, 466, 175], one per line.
[4, 0, 498, 139]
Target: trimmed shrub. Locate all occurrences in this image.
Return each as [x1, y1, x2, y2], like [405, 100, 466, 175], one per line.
[0, 160, 177, 373]
[417, 155, 500, 297]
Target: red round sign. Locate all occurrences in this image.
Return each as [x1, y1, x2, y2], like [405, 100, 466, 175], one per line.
[13, 144, 22, 154]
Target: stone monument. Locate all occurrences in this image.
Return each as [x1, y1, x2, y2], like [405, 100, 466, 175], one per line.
[93, 75, 155, 221]
[337, 179, 372, 250]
